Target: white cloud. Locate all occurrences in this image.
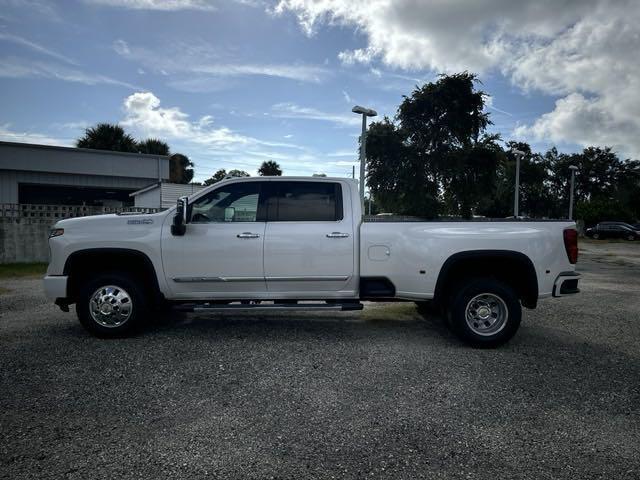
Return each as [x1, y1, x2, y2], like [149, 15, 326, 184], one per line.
[121, 92, 251, 148]
[193, 63, 326, 83]
[275, 0, 640, 157]
[113, 39, 329, 85]
[0, 124, 71, 146]
[117, 92, 354, 179]
[82, 0, 216, 10]
[271, 102, 360, 127]
[0, 32, 77, 65]
[328, 149, 355, 157]
[0, 56, 136, 88]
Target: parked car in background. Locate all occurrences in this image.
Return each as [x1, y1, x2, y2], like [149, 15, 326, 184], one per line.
[586, 222, 640, 241]
[601, 221, 639, 230]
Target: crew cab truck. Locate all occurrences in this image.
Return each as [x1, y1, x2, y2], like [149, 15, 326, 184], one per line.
[44, 177, 580, 347]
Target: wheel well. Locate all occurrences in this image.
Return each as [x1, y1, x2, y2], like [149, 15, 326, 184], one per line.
[433, 251, 539, 309]
[64, 248, 163, 303]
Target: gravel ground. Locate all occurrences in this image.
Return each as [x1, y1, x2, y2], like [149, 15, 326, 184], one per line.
[1, 242, 639, 479]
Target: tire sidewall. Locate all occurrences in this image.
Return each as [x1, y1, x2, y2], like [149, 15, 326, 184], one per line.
[76, 272, 148, 337]
[449, 278, 522, 348]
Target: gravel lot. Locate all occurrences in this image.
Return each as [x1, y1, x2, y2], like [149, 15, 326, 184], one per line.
[1, 241, 639, 479]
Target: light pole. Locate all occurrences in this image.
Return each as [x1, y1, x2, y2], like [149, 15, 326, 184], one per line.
[511, 149, 525, 218]
[568, 165, 578, 220]
[352, 105, 377, 210]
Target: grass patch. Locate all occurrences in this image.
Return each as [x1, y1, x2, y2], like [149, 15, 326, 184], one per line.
[0, 262, 47, 278]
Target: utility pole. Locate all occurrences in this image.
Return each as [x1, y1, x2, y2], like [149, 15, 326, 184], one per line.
[568, 165, 578, 220]
[352, 105, 377, 210]
[511, 149, 525, 218]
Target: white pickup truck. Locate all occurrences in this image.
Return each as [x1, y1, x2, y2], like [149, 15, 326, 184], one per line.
[44, 176, 580, 347]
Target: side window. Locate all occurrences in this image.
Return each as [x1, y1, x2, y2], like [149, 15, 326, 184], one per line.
[269, 181, 342, 221]
[190, 182, 262, 223]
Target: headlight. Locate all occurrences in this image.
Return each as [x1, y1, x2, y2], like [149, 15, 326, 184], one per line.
[49, 228, 64, 238]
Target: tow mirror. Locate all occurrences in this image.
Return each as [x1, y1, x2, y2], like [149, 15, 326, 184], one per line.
[171, 196, 188, 236]
[224, 207, 235, 222]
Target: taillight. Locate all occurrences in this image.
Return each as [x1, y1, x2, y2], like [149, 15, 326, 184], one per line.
[563, 228, 578, 264]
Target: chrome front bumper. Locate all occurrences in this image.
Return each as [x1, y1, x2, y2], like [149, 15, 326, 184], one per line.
[552, 272, 580, 297]
[43, 275, 68, 300]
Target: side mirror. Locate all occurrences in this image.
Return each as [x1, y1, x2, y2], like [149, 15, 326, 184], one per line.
[224, 207, 235, 222]
[171, 196, 188, 236]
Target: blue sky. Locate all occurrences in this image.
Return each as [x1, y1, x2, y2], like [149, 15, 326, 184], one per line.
[1, 0, 638, 181]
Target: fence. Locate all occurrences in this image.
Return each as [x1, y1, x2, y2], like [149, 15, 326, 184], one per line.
[0, 204, 162, 264]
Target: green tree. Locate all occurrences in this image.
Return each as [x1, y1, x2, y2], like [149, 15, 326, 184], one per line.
[76, 123, 137, 152]
[366, 72, 500, 218]
[483, 142, 556, 218]
[203, 169, 228, 186]
[258, 160, 282, 176]
[169, 153, 194, 184]
[137, 138, 170, 156]
[228, 169, 250, 178]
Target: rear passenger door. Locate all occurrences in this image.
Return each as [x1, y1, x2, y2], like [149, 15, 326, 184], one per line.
[263, 181, 356, 295]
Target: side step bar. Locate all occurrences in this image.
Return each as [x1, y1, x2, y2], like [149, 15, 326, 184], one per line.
[175, 302, 364, 313]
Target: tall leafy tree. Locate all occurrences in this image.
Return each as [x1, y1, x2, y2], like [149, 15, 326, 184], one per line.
[366, 72, 501, 218]
[76, 123, 137, 152]
[203, 169, 227, 186]
[169, 153, 194, 184]
[258, 160, 282, 176]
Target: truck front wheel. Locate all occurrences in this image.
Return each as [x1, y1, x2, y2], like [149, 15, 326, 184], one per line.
[447, 278, 522, 348]
[76, 272, 148, 337]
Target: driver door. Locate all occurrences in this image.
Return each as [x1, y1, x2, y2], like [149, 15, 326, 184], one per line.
[161, 181, 267, 299]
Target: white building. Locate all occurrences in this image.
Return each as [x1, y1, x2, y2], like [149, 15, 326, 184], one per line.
[0, 141, 170, 206]
[130, 181, 204, 209]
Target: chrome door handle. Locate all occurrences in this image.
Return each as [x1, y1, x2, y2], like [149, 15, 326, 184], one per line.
[237, 232, 260, 239]
[326, 232, 350, 238]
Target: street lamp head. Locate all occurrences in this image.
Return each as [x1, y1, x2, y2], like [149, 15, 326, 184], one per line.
[352, 105, 377, 117]
[569, 165, 579, 171]
[510, 149, 526, 157]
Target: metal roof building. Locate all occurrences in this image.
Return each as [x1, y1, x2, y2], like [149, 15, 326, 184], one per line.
[0, 141, 170, 206]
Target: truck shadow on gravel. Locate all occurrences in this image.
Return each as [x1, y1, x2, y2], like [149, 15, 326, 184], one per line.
[138, 305, 457, 344]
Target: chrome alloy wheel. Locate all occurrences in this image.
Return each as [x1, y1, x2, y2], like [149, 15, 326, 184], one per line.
[89, 285, 133, 328]
[465, 293, 508, 336]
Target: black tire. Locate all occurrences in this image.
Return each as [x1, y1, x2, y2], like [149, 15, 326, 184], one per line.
[627, 234, 635, 241]
[592, 233, 600, 240]
[76, 272, 149, 338]
[447, 278, 522, 348]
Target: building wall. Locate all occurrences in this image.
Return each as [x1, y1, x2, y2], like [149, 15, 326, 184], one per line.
[160, 183, 204, 208]
[0, 170, 158, 203]
[0, 204, 161, 264]
[133, 188, 161, 209]
[0, 141, 170, 203]
[0, 141, 169, 178]
[132, 182, 204, 209]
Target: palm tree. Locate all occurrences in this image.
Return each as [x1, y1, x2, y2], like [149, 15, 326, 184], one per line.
[76, 123, 137, 152]
[258, 160, 282, 176]
[138, 138, 170, 156]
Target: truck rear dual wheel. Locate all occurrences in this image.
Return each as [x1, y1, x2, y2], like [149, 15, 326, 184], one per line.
[447, 278, 522, 348]
[76, 272, 149, 338]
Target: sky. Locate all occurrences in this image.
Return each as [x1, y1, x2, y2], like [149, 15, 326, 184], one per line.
[1, 0, 639, 182]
